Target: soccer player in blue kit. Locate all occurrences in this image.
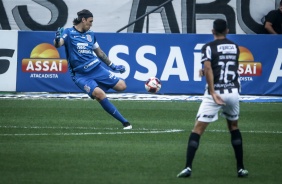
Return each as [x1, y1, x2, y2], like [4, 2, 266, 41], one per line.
[53, 9, 132, 129]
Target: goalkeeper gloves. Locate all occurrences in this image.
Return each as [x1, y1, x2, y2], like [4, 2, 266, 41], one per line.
[109, 63, 125, 73]
[55, 27, 64, 44]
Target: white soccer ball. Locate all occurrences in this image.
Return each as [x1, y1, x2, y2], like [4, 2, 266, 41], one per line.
[145, 77, 161, 93]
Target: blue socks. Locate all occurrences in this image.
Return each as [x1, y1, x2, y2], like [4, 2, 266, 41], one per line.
[99, 98, 128, 124]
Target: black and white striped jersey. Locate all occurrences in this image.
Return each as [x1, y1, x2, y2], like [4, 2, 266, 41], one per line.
[201, 38, 240, 92]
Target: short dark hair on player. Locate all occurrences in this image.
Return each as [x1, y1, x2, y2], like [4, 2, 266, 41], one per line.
[73, 9, 93, 25]
[213, 19, 228, 34]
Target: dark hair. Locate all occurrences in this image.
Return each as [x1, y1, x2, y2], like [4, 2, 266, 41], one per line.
[280, 0, 282, 6]
[213, 19, 228, 34]
[73, 9, 93, 25]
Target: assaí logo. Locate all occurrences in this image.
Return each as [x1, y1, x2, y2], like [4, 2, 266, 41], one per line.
[22, 43, 67, 78]
[238, 46, 262, 81]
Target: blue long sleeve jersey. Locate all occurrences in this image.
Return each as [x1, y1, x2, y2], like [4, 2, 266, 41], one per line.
[62, 26, 101, 75]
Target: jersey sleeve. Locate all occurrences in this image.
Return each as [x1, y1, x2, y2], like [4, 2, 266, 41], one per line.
[62, 28, 69, 43]
[201, 44, 211, 64]
[92, 35, 100, 49]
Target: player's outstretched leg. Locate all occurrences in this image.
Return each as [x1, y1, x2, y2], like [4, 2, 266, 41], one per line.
[99, 98, 132, 129]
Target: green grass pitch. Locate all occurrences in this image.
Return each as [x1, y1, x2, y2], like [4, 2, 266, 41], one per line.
[0, 99, 281, 184]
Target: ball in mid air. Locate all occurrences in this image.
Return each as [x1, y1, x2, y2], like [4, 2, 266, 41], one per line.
[145, 77, 161, 93]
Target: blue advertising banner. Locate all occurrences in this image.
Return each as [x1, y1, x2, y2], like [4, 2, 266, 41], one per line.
[16, 32, 282, 95]
[227, 34, 282, 95]
[96, 33, 212, 94]
[96, 33, 282, 95]
[17, 31, 81, 93]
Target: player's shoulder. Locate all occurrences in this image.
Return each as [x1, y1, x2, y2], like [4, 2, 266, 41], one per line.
[224, 38, 239, 47]
[202, 39, 214, 48]
[202, 39, 238, 51]
[202, 39, 218, 49]
[85, 30, 96, 37]
[87, 29, 94, 32]
[86, 30, 97, 42]
[215, 38, 238, 45]
[86, 29, 95, 34]
[64, 27, 75, 34]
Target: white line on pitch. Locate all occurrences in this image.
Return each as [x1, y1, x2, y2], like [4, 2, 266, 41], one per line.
[0, 125, 281, 135]
[0, 125, 173, 131]
[0, 130, 184, 136]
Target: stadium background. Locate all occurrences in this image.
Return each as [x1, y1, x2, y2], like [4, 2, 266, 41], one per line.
[0, 2, 282, 183]
[0, 0, 279, 34]
[0, 0, 281, 96]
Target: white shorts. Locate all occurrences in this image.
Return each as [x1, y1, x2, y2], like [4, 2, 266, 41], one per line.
[196, 88, 240, 123]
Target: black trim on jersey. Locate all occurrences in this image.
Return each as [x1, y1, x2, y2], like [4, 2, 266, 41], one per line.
[208, 88, 235, 95]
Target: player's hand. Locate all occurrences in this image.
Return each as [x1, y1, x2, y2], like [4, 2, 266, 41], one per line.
[55, 27, 64, 44]
[109, 63, 126, 73]
[211, 93, 226, 106]
[199, 69, 205, 77]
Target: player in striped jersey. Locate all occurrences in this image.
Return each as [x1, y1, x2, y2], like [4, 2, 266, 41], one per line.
[177, 19, 248, 178]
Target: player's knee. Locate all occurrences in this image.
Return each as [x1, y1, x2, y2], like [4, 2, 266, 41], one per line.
[92, 88, 106, 101]
[120, 81, 127, 91]
[227, 120, 238, 131]
[114, 80, 127, 91]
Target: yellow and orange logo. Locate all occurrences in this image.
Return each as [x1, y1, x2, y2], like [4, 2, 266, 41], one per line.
[238, 46, 262, 76]
[22, 43, 67, 73]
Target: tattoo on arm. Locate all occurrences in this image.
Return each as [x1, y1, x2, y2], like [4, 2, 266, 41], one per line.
[99, 50, 111, 66]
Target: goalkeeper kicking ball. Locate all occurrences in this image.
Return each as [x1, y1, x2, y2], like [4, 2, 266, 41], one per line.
[145, 77, 161, 93]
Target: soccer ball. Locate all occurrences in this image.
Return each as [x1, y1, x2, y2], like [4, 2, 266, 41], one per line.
[145, 77, 161, 93]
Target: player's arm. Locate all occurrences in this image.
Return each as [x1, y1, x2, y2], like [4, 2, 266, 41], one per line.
[94, 47, 125, 73]
[94, 47, 111, 65]
[204, 61, 225, 105]
[265, 21, 277, 34]
[53, 27, 65, 48]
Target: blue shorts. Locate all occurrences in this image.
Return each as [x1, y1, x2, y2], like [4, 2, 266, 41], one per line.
[72, 64, 120, 98]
